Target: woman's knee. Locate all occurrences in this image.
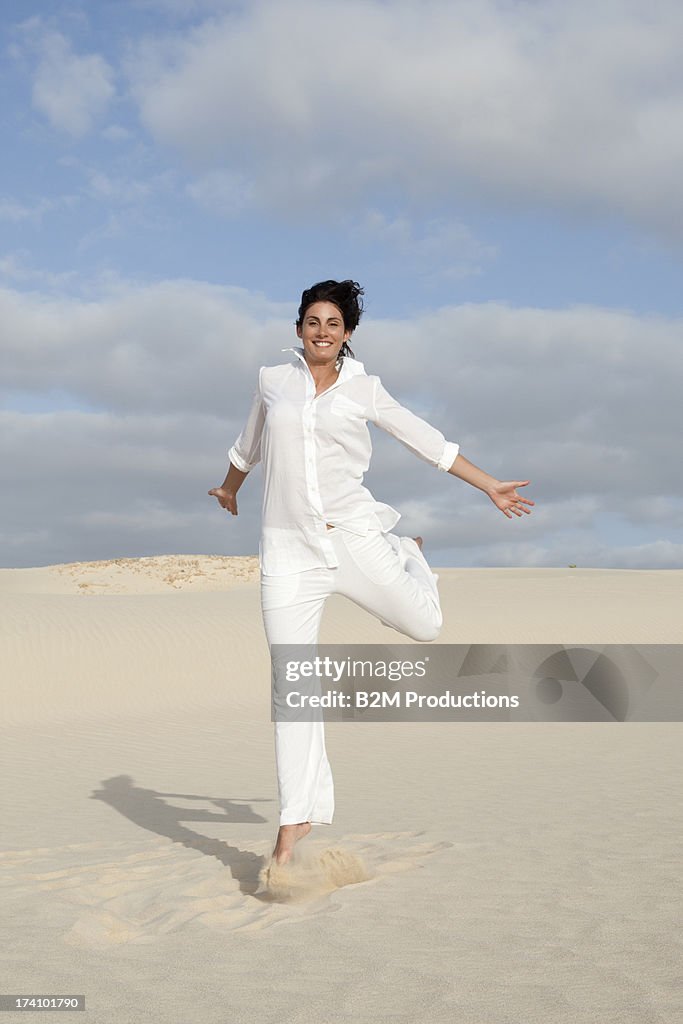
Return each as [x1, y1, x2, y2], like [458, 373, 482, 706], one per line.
[412, 623, 442, 644]
[403, 606, 442, 643]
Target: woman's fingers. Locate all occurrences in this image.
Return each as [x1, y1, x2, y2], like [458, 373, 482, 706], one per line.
[495, 481, 535, 518]
[506, 482, 534, 504]
[511, 498, 532, 513]
[208, 487, 237, 514]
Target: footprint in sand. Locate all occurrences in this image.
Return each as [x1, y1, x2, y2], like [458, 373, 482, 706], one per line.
[4, 831, 452, 945]
[259, 846, 371, 903]
[257, 830, 454, 905]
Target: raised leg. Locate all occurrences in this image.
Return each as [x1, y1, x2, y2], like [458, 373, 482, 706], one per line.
[331, 529, 443, 643]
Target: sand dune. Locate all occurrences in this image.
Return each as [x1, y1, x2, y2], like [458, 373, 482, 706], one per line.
[0, 554, 260, 595]
[2, 555, 681, 1023]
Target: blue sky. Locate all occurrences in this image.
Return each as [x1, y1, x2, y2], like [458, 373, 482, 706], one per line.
[1, 0, 682, 569]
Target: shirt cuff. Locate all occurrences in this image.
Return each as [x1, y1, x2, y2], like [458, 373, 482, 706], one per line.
[228, 445, 254, 473]
[437, 441, 460, 472]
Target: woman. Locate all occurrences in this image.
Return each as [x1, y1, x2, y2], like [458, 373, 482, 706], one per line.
[209, 279, 533, 866]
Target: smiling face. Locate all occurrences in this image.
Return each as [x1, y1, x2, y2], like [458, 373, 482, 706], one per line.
[296, 300, 351, 369]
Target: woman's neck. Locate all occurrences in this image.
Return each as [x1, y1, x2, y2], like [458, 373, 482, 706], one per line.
[305, 357, 340, 391]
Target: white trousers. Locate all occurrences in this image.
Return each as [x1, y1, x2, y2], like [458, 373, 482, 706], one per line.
[260, 527, 443, 827]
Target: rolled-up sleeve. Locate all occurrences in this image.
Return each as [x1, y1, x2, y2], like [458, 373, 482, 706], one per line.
[370, 376, 459, 473]
[228, 368, 265, 472]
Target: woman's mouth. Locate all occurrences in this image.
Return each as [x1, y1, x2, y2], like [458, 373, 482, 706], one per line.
[313, 341, 333, 347]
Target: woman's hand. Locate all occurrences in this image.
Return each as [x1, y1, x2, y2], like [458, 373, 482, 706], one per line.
[486, 480, 534, 518]
[208, 486, 238, 516]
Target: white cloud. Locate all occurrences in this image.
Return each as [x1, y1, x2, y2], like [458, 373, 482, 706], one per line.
[128, 0, 236, 16]
[627, 497, 683, 529]
[23, 22, 115, 137]
[470, 537, 683, 571]
[0, 197, 53, 223]
[0, 275, 681, 567]
[0, 278, 290, 414]
[351, 211, 497, 280]
[186, 169, 254, 216]
[0, 252, 80, 289]
[125, 0, 683, 235]
[0, 194, 78, 224]
[0, 407, 234, 565]
[101, 123, 134, 142]
[83, 167, 169, 205]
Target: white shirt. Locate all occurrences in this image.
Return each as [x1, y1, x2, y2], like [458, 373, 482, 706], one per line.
[228, 347, 459, 575]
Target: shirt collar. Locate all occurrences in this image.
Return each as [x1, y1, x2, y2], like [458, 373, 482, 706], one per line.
[281, 346, 366, 380]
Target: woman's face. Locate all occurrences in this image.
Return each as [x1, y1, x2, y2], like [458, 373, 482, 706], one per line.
[296, 301, 350, 369]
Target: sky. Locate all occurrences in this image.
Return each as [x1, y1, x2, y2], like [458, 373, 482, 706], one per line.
[1, 0, 682, 570]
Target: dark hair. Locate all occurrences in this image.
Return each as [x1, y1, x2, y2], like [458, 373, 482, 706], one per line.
[296, 279, 365, 360]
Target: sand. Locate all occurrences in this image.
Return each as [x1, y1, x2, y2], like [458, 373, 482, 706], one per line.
[2, 554, 681, 1023]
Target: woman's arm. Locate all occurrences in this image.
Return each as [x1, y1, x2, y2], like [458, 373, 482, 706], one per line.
[370, 376, 533, 518]
[369, 376, 460, 471]
[448, 452, 534, 518]
[208, 370, 265, 516]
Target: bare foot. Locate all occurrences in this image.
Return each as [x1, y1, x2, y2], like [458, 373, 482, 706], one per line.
[272, 822, 312, 866]
[412, 536, 423, 551]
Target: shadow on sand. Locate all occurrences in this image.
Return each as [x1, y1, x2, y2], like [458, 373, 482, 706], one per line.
[90, 774, 271, 897]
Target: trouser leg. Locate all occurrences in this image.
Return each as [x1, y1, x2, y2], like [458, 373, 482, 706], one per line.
[330, 528, 443, 642]
[260, 568, 335, 826]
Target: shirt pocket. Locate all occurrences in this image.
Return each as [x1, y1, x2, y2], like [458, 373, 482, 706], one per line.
[329, 392, 367, 419]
